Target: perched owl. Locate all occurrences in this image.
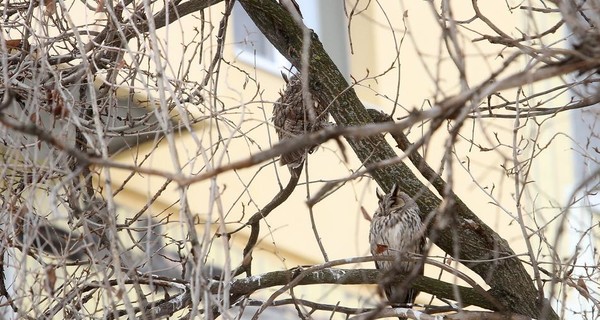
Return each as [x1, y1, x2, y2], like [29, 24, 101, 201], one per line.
[272, 73, 328, 169]
[369, 183, 426, 311]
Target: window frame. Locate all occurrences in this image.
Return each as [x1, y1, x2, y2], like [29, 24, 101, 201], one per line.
[232, 1, 349, 76]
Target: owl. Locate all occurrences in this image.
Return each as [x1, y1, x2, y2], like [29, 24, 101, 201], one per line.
[369, 183, 426, 310]
[272, 73, 328, 169]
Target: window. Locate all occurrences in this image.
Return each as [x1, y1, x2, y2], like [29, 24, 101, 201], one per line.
[232, 1, 349, 76]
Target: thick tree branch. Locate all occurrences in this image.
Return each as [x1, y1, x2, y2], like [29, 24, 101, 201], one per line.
[140, 256, 519, 318]
[227, 267, 498, 311]
[350, 309, 532, 320]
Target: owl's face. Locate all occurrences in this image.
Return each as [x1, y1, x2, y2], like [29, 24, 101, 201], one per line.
[375, 184, 409, 216]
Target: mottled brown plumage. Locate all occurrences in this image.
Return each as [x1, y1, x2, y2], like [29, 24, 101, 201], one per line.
[272, 74, 328, 169]
[369, 183, 426, 314]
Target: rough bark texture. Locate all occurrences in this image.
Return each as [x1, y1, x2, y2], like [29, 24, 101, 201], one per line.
[226, 268, 499, 311]
[238, 0, 556, 319]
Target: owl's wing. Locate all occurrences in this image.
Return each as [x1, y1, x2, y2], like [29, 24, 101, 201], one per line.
[369, 226, 391, 271]
[374, 260, 387, 275]
[416, 233, 427, 276]
[280, 116, 306, 167]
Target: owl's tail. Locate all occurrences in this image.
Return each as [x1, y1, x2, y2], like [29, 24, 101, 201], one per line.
[384, 286, 419, 319]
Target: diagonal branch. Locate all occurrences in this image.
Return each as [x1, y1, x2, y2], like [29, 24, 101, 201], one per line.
[228, 166, 303, 277]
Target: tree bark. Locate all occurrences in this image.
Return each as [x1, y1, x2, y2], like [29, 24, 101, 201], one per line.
[237, 0, 556, 319]
[226, 268, 499, 311]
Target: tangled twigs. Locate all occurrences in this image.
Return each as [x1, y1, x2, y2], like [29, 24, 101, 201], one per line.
[228, 166, 303, 277]
[366, 109, 448, 198]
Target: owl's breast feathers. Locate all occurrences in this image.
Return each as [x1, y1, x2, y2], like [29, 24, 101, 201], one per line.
[369, 213, 423, 270]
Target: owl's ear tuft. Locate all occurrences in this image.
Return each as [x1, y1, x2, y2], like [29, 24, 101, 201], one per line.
[281, 71, 289, 84]
[390, 183, 406, 208]
[376, 188, 385, 200]
[390, 183, 400, 196]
